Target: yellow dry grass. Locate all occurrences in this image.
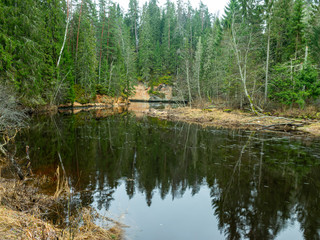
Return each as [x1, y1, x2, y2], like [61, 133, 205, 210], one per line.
[148, 107, 320, 136]
[298, 123, 320, 136]
[0, 174, 123, 240]
[0, 205, 123, 240]
[67, 208, 123, 240]
[0, 206, 59, 240]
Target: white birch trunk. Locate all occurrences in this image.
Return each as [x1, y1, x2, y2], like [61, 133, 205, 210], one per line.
[231, 15, 257, 114]
[57, 1, 70, 67]
[186, 59, 192, 107]
[264, 24, 270, 103]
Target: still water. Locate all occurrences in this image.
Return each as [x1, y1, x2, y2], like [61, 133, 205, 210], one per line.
[16, 106, 320, 239]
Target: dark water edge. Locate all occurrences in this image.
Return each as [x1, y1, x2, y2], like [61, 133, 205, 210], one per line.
[14, 107, 320, 240]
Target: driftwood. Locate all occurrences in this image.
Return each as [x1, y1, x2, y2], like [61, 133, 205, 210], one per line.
[260, 123, 304, 131]
[246, 115, 308, 124]
[244, 122, 305, 132]
[243, 115, 309, 133]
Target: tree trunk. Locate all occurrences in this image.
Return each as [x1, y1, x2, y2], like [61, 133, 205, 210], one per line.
[264, 24, 270, 103]
[231, 16, 257, 114]
[98, 7, 106, 83]
[108, 61, 114, 95]
[75, 0, 83, 61]
[134, 3, 138, 52]
[304, 45, 308, 63]
[186, 59, 192, 107]
[168, 18, 170, 50]
[57, 0, 70, 68]
[107, 13, 110, 63]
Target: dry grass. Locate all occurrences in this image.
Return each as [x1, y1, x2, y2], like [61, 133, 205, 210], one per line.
[147, 107, 320, 136]
[298, 123, 320, 136]
[0, 206, 59, 240]
[0, 166, 123, 240]
[0, 205, 123, 240]
[65, 208, 123, 240]
[0, 177, 55, 213]
[273, 105, 320, 119]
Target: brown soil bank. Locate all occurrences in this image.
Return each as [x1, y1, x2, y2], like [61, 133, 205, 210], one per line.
[0, 159, 123, 240]
[59, 95, 129, 109]
[146, 107, 320, 137]
[27, 95, 129, 114]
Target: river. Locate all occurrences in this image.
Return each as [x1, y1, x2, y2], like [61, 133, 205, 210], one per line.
[15, 105, 320, 239]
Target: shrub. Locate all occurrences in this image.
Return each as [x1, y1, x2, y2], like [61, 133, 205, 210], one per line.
[269, 62, 319, 108]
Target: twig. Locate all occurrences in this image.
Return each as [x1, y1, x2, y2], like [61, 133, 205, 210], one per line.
[9, 146, 24, 180]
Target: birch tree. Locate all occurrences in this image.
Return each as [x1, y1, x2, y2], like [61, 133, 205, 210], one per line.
[57, 0, 71, 67]
[231, 13, 258, 114]
[264, 0, 274, 103]
[194, 37, 202, 99]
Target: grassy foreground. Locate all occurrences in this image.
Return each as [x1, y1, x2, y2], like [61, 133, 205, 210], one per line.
[0, 158, 123, 240]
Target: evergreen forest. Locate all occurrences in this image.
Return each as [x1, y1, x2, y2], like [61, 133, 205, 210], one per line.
[1, 0, 320, 111]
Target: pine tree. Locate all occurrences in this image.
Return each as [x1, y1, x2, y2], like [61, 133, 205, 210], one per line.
[126, 0, 140, 52]
[289, 0, 306, 59]
[162, 0, 177, 73]
[139, 3, 154, 82]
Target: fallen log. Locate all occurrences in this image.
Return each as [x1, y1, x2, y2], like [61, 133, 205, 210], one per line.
[259, 122, 304, 132]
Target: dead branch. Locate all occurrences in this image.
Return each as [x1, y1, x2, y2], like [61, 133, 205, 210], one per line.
[0, 129, 19, 157]
[8, 146, 24, 180]
[260, 122, 304, 131]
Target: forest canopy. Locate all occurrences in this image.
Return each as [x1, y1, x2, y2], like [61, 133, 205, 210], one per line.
[0, 0, 319, 110]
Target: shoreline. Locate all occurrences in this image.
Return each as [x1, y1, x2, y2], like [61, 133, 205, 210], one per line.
[0, 157, 123, 240]
[145, 107, 320, 137]
[2, 103, 320, 238]
[28, 102, 320, 137]
[25, 102, 320, 137]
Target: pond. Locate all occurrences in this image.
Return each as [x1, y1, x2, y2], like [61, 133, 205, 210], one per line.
[15, 105, 320, 240]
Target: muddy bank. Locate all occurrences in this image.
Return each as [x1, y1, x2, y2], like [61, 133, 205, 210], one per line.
[145, 107, 320, 136]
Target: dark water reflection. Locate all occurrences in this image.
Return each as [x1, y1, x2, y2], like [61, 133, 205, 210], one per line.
[15, 109, 320, 239]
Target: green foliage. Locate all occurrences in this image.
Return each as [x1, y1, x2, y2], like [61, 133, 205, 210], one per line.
[148, 90, 165, 99]
[269, 62, 319, 108]
[74, 84, 92, 104]
[0, 0, 320, 109]
[68, 79, 76, 104]
[149, 74, 173, 88]
[95, 84, 109, 95]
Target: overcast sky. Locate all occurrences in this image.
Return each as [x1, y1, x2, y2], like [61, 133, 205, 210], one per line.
[115, 0, 229, 17]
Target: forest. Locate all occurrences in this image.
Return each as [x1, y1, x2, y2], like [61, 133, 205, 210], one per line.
[0, 0, 320, 111]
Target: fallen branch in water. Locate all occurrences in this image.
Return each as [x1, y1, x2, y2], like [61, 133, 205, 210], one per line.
[260, 122, 304, 131]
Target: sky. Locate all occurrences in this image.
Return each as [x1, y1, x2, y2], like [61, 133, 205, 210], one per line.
[114, 0, 229, 17]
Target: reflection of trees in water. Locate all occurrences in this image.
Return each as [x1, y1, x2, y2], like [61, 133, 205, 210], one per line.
[16, 112, 320, 239]
[295, 167, 320, 240]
